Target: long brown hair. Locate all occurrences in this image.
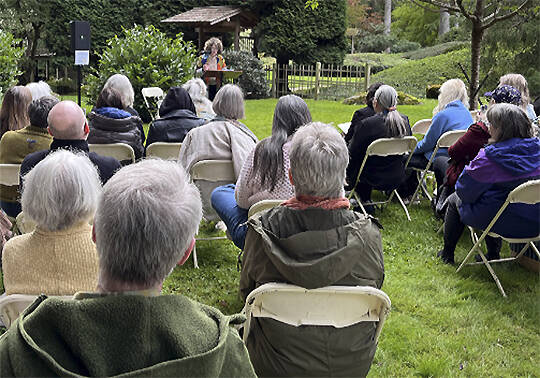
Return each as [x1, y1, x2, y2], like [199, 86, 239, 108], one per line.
[0, 86, 32, 139]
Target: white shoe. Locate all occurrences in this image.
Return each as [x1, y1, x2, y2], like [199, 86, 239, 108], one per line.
[215, 221, 227, 232]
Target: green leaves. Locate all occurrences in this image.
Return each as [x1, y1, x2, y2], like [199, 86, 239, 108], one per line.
[0, 31, 25, 96]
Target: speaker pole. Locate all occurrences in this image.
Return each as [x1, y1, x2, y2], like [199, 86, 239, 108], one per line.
[77, 65, 82, 107]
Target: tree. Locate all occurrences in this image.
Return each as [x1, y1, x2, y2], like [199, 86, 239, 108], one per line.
[0, 31, 25, 95]
[393, 2, 440, 46]
[438, 7, 450, 37]
[384, 0, 392, 35]
[411, 0, 530, 109]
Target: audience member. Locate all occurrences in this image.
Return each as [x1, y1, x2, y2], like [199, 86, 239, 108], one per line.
[345, 81, 384, 143]
[498, 73, 536, 122]
[0, 159, 257, 377]
[240, 122, 384, 377]
[346, 85, 411, 209]
[437, 104, 540, 264]
[25, 81, 53, 100]
[179, 84, 258, 220]
[211, 94, 311, 249]
[20, 100, 121, 185]
[87, 87, 145, 159]
[0, 86, 32, 140]
[145, 86, 205, 147]
[2, 150, 100, 295]
[183, 78, 215, 119]
[0, 96, 58, 217]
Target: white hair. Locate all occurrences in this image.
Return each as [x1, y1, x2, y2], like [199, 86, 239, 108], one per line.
[94, 159, 202, 287]
[21, 150, 102, 231]
[212, 84, 244, 120]
[26, 81, 52, 100]
[289, 122, 348, 198]
[433, 78, 469, 114]
[499, 73, 531, 108]
[183, 78, 215, 116]
[103, 74, 135, 108]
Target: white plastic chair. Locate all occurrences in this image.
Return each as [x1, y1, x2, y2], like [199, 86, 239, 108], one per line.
[337, 122, 351, 135]
[0, 164, 21, 186]
[89, 143, 135, 163]
[243, 283, 391, 345]
[409, 129, 467, 206]
[0, 294, 73, 328]
[347, 136, 417, 221]
[456, 179, 540, 297]
[141, 87, 164, 121]
[189, 160, 236, 268]
[411, 119, 431, 135]
[146, 142, 182, 161]
[247, 199, 283, 219]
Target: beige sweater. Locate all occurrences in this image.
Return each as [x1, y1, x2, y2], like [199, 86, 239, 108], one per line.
[2, 222, 99, 295]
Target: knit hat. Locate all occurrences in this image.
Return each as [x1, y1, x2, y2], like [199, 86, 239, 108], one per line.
[484, 85, 522, 105]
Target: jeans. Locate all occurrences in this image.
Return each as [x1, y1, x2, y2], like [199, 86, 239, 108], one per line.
[211, 184, 248, 250]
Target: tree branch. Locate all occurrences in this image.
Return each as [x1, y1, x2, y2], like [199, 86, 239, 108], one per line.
[409, 0, 460, 13]
[482, 0, 529, 29]
[409, 0, 441, 13]
[455, 0, 474, 20]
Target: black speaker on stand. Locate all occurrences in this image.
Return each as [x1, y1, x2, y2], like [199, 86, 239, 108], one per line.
[70, 21, 90, 107]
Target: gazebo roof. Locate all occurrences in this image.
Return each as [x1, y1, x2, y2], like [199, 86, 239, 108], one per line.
[161, 5, 257, 28]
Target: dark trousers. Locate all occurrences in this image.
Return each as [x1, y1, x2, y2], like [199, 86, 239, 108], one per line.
[208, 85, 217, 101]
[442, 192, 502, 261]
[400, 154, 450, 198]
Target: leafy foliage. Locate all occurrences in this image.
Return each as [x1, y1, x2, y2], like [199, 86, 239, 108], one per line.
[222, 51, 269, 99]
[392, 2, 440, 46]
[84, 25, 196, 121]
[343, 52, 407, 74]
[355, 33, 421, 54]
[402, 41, 470, 60]
[0, 31, 25, 96]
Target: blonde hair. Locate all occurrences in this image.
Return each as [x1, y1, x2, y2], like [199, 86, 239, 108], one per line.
[204, 37, 223, 54]
[499, 73, 530, 109]
[433, 79, 469, 115]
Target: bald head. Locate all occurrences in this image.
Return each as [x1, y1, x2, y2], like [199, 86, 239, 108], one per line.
[47, 100, 87, 140]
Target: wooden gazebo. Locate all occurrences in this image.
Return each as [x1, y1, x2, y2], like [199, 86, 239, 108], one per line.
[161, 5, 258, 51]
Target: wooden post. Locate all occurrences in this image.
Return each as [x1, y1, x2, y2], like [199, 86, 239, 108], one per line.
[272, 63, 277, 98]
[364, 63, 371, 91]
[315, 62, 321, 100]
[234, 19, 240, 51]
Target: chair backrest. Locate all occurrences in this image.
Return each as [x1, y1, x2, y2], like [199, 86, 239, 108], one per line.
[0, 294, 73, 328]
[337, 122, 351, 134]
[89, 143, 135, 163]
[190, 160, 235, 182]
[411, 119, 431, 135]
[247, 199, 283, 218]
[0, 164, 21, 186]
[141, 87, 165, 121]
[146, 142, 182, 161]
[436, 129, 468, 149]
[141, 87, 164, 99]
[243, 283, 391, 344]
[508, 179, 540, 205]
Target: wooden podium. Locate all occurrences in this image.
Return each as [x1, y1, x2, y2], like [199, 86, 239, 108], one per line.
[203, 70, 243, 87]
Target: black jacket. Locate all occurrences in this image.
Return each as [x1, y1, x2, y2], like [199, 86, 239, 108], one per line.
[345, 104, 376, 143]
[20, 139, 121, 185]
[347, 112, 411, 191]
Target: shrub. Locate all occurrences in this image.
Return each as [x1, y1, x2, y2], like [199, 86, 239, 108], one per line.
[84, 25, 196, 121]
[343, 91, 420, 105]
[343, 53, 408, 74]
[48, 77, 76, 95]
[402, 41, 469, 60]
[222, 50, 270, 99]
[426, 84, 441, 99]
[355, 32, 420, 54]
[0, 31, 25, 96]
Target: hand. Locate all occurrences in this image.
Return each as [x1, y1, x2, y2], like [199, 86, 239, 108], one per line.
[476, 110, 487, 124]
[203, 63, 210, 71]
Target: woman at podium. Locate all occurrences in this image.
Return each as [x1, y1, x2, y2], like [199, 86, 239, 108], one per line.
[197, 37, 226, 100]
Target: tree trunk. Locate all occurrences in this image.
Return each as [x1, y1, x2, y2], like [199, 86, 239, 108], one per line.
[438, 8, 450, 37]
[469, 22, 484, 110]
[384, 0, 392, 35]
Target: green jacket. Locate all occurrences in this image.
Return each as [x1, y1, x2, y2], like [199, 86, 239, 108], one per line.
[240, 206, 385, 377]
[0, 294, 256, 377]
[0, 125, 52, 203]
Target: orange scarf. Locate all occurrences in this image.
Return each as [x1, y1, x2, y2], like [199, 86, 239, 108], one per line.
[281, 195, 350, 210]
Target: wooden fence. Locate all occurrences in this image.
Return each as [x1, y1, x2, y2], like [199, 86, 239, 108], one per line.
[264, 62, 371, 100]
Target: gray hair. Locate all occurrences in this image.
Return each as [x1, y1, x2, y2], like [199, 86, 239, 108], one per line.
[94, 159, 202, 287]
[487, 103, 533, 142]
[28, 96, 59, 128]
[26, 81, 52, 100]
[289, 122, 348, 198]
[434, 78, 469, 114]
[183, 78, 208, 100]
[212, 84, 244, 120]
[21, 150, 102, 231]
[499, 73, 531, 108]
[103, 74, 135, 108]
[374, 85, 408, 137]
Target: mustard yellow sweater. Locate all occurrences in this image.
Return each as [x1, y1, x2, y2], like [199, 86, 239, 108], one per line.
[2, 222, 99, 295]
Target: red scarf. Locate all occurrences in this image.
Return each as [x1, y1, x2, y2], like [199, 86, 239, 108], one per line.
[281, 195, 350, 210]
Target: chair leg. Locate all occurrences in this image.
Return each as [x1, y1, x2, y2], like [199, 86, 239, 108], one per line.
[394, 191, 411, 221]
[476, 251, 507, 297]
[192, 243, 199, 269]
[353, 192, 369, 217]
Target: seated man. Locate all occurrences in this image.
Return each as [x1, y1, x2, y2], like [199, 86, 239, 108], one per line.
[0, 159, 256, 377]
[240, 122, 385, 377]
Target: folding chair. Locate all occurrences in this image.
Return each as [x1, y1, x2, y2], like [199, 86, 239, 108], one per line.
[243, 283, 391, 345]
[141, 87, 164, 121]
[146, 142, 182, 161]
[409, 129, 467, 206]
[89, 143, 136, 163]
[411, 119, 431, 136]
[347, 136, 417, 221]
[456, 179, 540, 297]
[189, 160, 235, 268]
[247, 199, 283, 219]
[0, 294, 73, 328]
[0, 164, 21, 224]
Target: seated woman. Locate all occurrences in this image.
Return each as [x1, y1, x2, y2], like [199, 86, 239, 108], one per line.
[346, 85, 411, 207]
[87, 86, 145, 159]
[498, 73, 537, 123]
[345, 82, 384, 143]
[2, 150, 101, 295]
[179, 84, 258, 221]
[146, 86, 206, 148]
[240, 122, 384, 377]
[437, 104, 540, 264]
[211, 94, 312, 249]
[25, 81, 52, 100]
[183, 78, 215, 119]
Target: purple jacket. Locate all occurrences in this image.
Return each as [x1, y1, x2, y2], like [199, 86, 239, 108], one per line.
[456, 137, 540, 238]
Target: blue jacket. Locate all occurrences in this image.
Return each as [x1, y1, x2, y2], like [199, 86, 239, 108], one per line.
[414, 100, 473, 160]
[456, 137, 540, 238]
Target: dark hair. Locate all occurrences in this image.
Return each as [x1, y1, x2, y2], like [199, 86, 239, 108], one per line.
[252, 95, 312, 190]
[96, 87, 124, 109]
[28, 96, 59, 128]
[366, 82, 384, 108]
[487, 103, 533, 142]
[0, 86, 32, 139]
